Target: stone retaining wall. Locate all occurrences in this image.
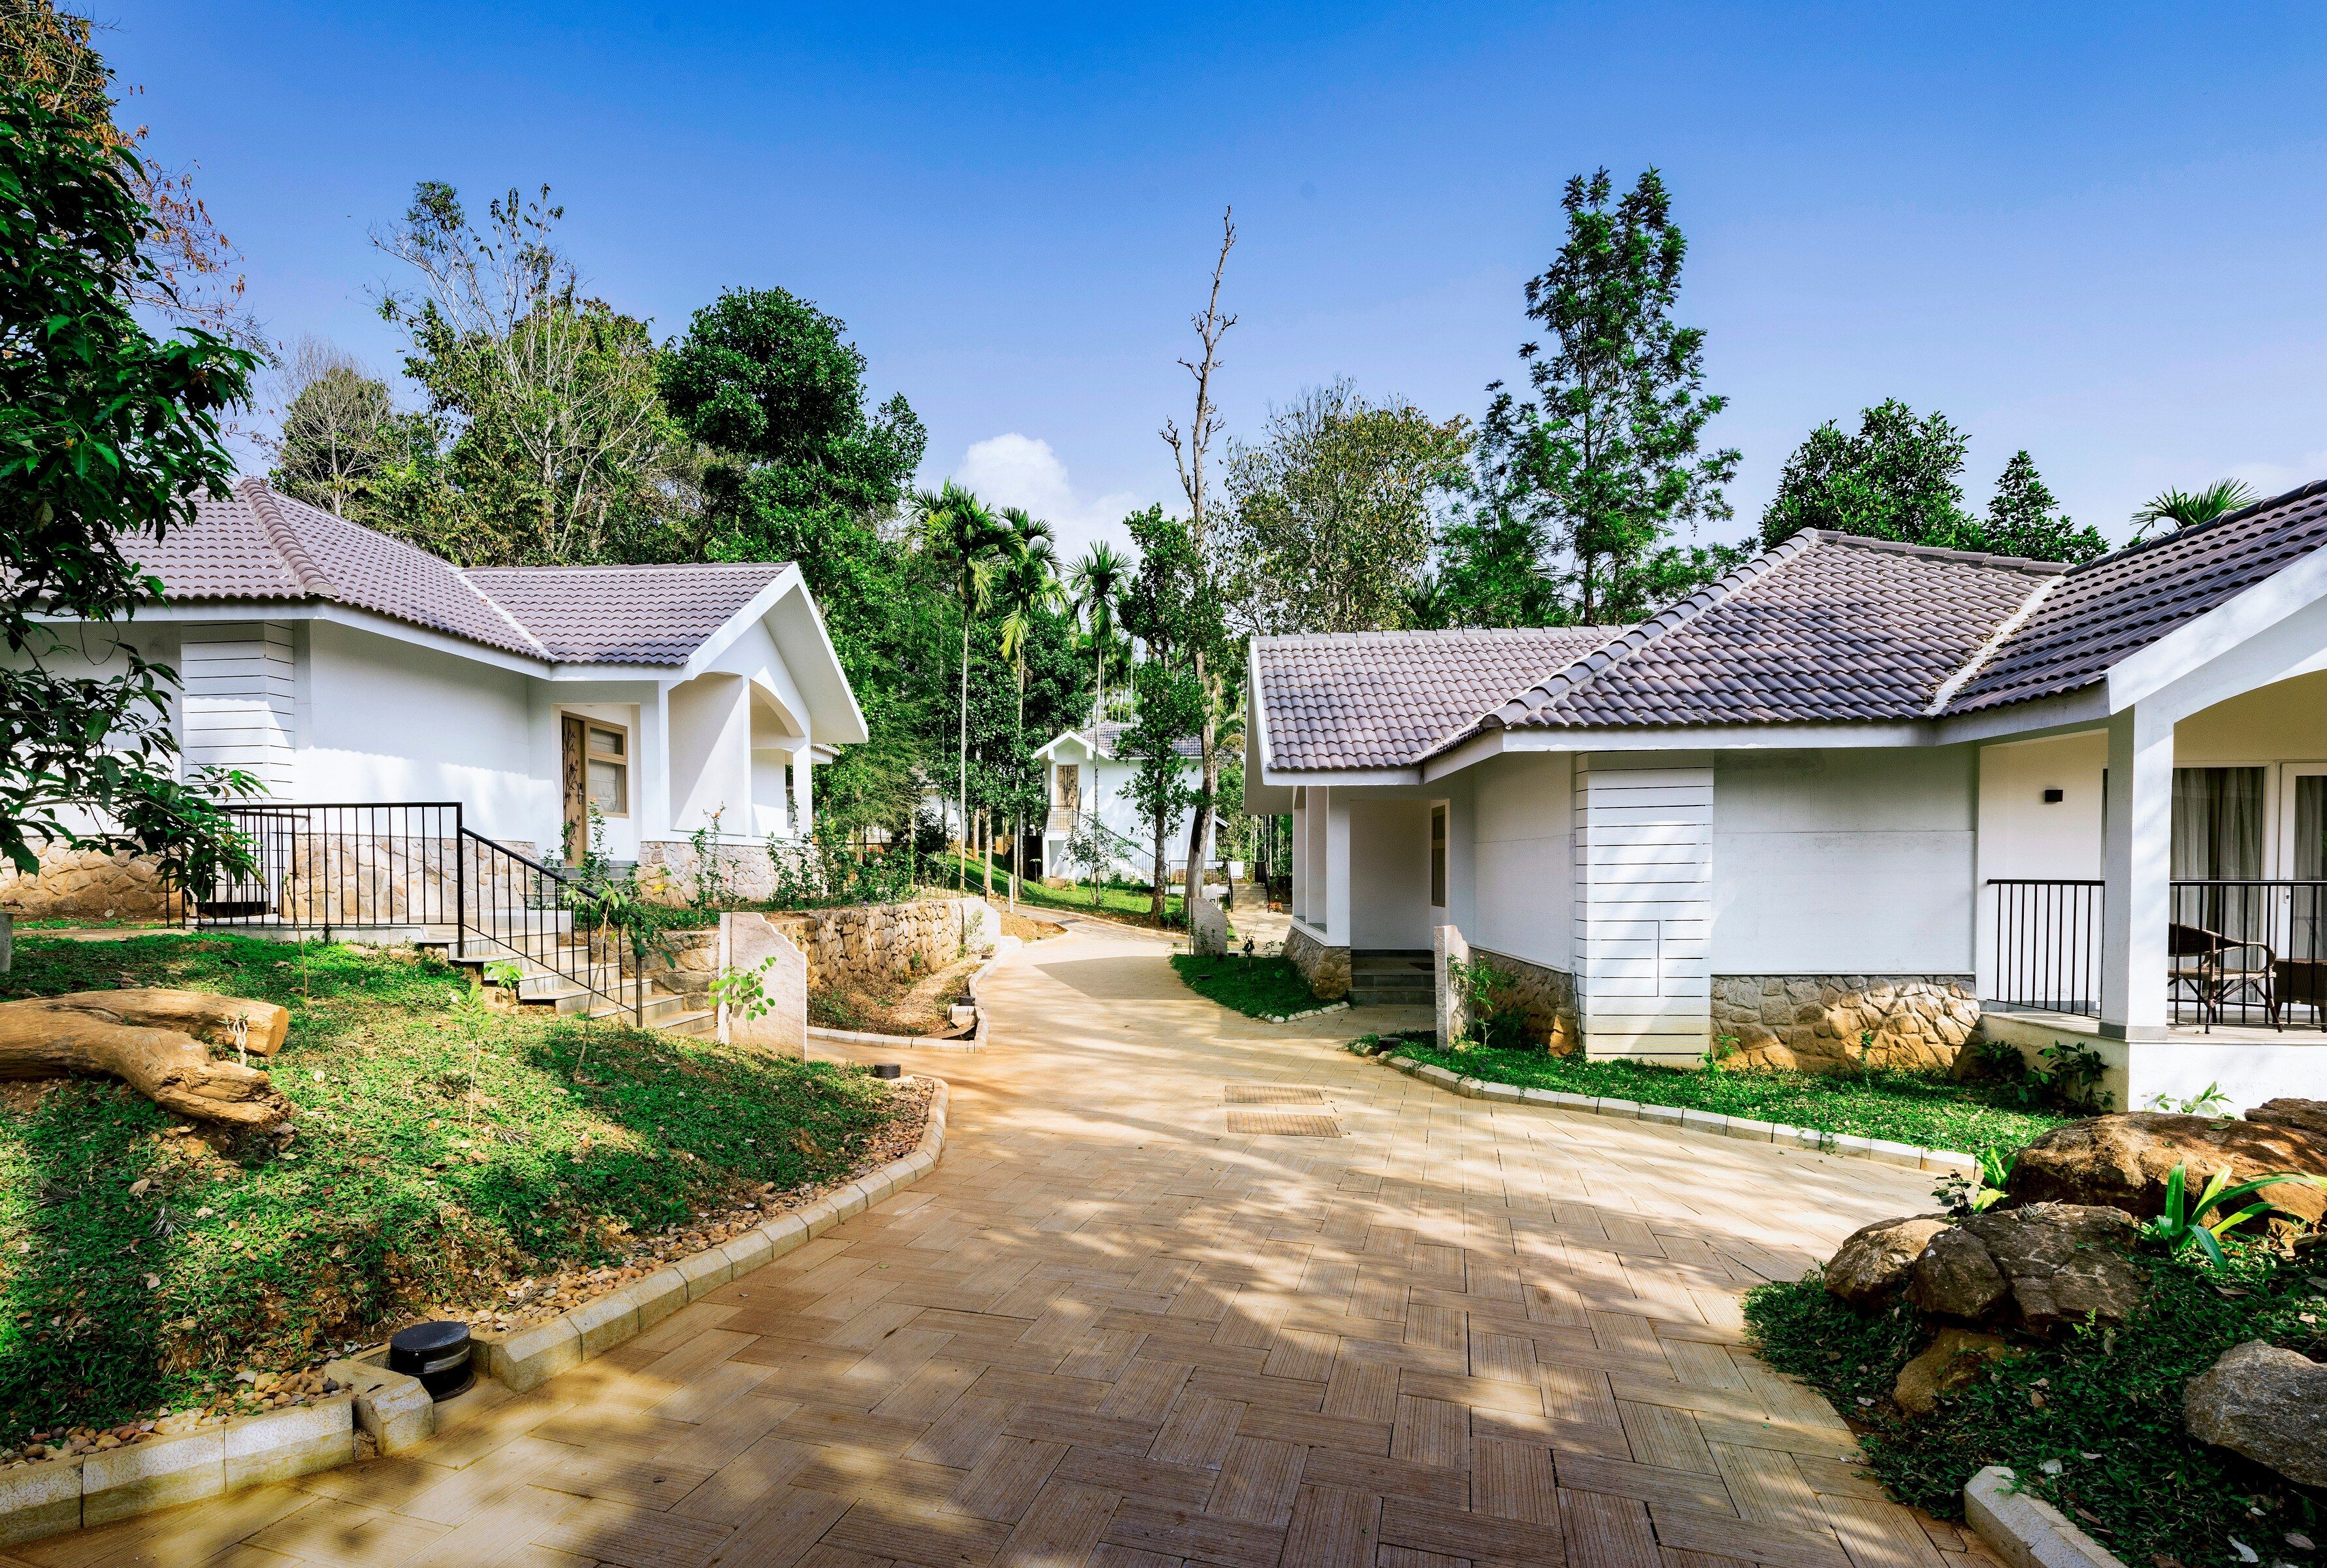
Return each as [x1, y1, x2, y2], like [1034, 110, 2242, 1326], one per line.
[767, 898, 998, 994]
[1712, 973, 1980, 1073]
[1284, 924, 1350, 1000]
[0, 846, 178, 921]
[634, 840, 780, 905]
[1471, 946, 1581, 1055]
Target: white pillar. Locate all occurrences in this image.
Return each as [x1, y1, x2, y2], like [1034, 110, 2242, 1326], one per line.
[789, 749, 813, 839]
[1325, 788, 1352, 945]
[1292, 789, 1310, 923]
[2100, 704, 2173, 1039]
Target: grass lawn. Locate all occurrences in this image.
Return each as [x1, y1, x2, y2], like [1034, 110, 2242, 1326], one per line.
[1171, 955, 1321, 1019]
[1378, 1038, 2066, 1156]
[0, 934, 910, 1447]
[1747, 1250, 2327, 1560]
[1011, 877, 1185, 926]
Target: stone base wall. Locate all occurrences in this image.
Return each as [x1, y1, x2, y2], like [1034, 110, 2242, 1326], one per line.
[1471, 947, 1581, 1055]
[0, 846, 180, 921]
[1712, 973, 1979, 1073]
[634, 840, 783, 906]
[1284, 924, 1350, 1000]
[766, 898, 998, 995]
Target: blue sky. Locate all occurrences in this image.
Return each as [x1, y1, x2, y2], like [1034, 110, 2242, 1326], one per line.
[110, 2, 2327, 562]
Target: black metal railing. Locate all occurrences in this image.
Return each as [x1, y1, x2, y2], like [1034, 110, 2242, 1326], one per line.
[1987, 878, 2105, 1017]
[1987, 876, 2327, 1031]
[187, 801, 642, 1024]
[460, 827, 643, 1026]
[2170, 879, 2327, 1030]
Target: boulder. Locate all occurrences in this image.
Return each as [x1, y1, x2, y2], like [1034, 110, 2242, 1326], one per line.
[2184, 1340, 2327, 1488]
[1825, 1215, 1953, 1309]
[1893, 1328, 2017, 1416]
[2007, 1111, 2327, 1228]
[2247, 1097, 2327, 1141]
[1909, 1203, 2145, 1332]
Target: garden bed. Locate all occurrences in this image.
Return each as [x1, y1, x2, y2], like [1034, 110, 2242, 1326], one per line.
[1376, 1037, 2067, 1155]
[1173, 955, 1322, 1020]
[0, 934, 920, 1462]
[810, 950, 983, 1036]
[1747, 1247, 2327, 1562]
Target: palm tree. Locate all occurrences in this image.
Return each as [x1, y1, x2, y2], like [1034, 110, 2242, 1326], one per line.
[913, 482, 1018, 890]
[2130, 479, 2260, 542]
[996, 508, 1064, 907]
[1068, 543, 1130, 732]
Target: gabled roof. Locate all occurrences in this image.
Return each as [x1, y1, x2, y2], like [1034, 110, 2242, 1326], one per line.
[120, 479, 792, 669]
[1252, 479, 2327, 776]
[1942, 479, 2327, 715]
[1254, 627, 1620, 770]
[1478, 533, 2061, 734]
[1036, 721, 1204, 763]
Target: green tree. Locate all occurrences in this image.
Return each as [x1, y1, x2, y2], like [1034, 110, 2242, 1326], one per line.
[1068, 543, 1130, 723]
[994, 508, 1064, 904]
[265, 337, 413, 519]
[659, 286, 936, 847]
[2130, 478, 2260, 543]
[1120, 659, 1205, 923]
[913, 482, 1018, 889]
[1758, 399, 1973, 551]
[1981, 450, 2107, 562]
[1433, 504, 1561, 627]
[1222, 380, 1472, 634]
[1120, 509, 1221, 921]
[0, 85, 261, 885]
[374, 182, 689, 566]
[1478, 168, 1740, 625]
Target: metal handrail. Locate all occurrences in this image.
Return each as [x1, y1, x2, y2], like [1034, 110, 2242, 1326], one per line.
[458, 827, 643, 1026]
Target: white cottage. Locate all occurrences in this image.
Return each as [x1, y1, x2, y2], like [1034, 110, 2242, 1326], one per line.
[1246, 480, 2327, 1111]
[6, 479, 866, 921]
[1030, 720, 1208, 885]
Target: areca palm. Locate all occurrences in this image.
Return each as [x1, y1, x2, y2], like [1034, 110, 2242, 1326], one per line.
[2130, 479, 2260, 542]
[996, 508, 1064, 905]
[913, 482, 1019, 889]
[1068, 543, 1130, 730]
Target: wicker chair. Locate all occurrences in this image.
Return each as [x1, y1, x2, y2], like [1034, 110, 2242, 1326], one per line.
[2273, 956, 2327, 1030]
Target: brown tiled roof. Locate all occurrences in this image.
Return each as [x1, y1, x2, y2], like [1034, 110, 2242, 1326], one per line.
[1944, 479, 2327, 715]
[1254, 627, 1621, 770]
[124, 479, 790, 666]
[1481, 532, 2062, 732]
[464, 563, 786, 664]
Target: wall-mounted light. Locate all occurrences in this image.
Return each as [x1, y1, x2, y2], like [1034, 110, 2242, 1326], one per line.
[2043, 789, 2065, 804]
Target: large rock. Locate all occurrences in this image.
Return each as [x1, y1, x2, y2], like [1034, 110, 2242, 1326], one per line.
[1893, 1328, 2017, 1416]
[2008, 1111, 2327, 1228]
[1909, 1203, 2145, 1332]
[2247, 1098, 2327, 1140]
[2184, 1340, 2327, 1488]
[1826, 1215, 1953, 1309]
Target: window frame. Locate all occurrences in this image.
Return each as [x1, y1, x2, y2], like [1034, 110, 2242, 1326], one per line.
[1429, 803, 1448, 908]
[580, 717, 632, 819]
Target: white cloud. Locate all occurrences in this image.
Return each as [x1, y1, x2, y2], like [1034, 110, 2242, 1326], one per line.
[2227, 450, 2327, 504]
[954, 433, 1146, 561]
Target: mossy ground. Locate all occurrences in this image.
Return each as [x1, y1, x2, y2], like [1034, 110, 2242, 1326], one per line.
[0, 933, 906, 1446]
[1746, 1250, 2327, 1561]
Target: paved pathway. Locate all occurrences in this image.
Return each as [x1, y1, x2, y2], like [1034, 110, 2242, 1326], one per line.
[25, 926, 1998, 1568]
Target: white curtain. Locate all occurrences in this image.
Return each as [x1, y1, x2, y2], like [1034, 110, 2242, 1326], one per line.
[2172, 767, 2266, 944]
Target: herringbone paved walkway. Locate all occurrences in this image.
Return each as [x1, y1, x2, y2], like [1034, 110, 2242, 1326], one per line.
[24, 924, 2000, 1568]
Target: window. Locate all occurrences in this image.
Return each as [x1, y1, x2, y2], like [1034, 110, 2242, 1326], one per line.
[1430, 804, 1448, 907]
[2171, 766, 2263, 879]
[585, 723, 629, 816]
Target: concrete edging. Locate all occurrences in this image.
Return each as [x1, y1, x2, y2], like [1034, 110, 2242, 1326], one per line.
[1376, 1054, 1981, 1177]
[472, 1075, 949, 1392]
[1263, 1000, 1352, 1025]
[806, 934, 1019, 1053]
[0, 1076, 951, 1548]
[1964, 1465, 2127, 1568]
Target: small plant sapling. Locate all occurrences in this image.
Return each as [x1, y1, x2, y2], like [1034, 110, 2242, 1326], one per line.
[2142, 1162, 2326, 1267]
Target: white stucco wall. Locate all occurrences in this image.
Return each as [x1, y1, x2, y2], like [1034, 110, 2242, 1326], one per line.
[303, 621, 551, 844]
[1349, 798, 1431, 949]
[1469, 751, 1575, 970]
[1710, 745, 1977, 974]
[667, 672, 752, 840]
[1977, 731, 2106, 884]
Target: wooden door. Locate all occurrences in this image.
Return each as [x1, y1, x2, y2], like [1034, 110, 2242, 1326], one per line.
[561, 715, 587, 862]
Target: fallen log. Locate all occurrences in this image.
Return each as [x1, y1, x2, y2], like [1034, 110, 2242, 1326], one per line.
[0, 988, 295, 1128]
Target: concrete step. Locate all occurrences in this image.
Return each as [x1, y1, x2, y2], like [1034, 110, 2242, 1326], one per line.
[1351, 988, 1434, 1006]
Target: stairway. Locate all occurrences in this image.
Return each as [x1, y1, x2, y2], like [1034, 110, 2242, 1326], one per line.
[421, 923, 715, 1038]
[1350, 948, 1435, 1007]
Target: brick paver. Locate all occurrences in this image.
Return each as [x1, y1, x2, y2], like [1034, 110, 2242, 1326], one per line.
[20, 923, 2004, 1568]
